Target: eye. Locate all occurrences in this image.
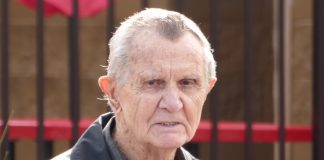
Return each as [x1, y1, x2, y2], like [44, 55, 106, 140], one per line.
[145, 79, 164, 88]
[179, 79, 196, 86]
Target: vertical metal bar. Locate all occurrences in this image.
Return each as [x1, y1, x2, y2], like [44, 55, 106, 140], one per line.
[8, 141, 14, 160]
[278, 0, 286, 159]
[141, 0, 148, 9]
[107, 0, 115, 40]
[1, 0, 10, 159]
[36, 0, 46, 159]
[243, 0, 253, 160]
[44, 141, 53, 158]
[313, 0, 324, 159]
[175, 0, 183, 12]
[210, 0, 220, 160]
[106, 0, 115, 62]
[69, 0, 80, 145]
[105, 0, 115, 85]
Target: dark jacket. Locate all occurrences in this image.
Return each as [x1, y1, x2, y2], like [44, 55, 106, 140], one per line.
[52, 112, 197, 160]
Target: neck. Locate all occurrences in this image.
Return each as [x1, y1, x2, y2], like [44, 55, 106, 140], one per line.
[113, 118, 178, 160]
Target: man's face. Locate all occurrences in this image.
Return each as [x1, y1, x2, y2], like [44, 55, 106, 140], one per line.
[113, 31, 215, 149]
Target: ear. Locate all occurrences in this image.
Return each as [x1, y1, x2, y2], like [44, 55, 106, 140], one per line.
[207, 77, 217, 93]
[98, 76, 121, 113]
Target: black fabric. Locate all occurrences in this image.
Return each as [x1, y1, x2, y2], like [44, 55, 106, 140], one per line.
[70, 112, 121, 160]
[59, 112, 197, 160]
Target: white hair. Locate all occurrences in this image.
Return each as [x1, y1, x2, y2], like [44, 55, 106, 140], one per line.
[107, 8, 216, 83]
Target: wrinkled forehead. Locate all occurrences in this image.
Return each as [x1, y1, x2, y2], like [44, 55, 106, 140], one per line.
[127, 30, 205, 65]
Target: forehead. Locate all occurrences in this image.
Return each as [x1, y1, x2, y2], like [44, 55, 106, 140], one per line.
[128, 30, 205, 69]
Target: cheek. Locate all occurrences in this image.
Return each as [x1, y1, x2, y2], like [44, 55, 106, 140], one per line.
[135, 93, 161, 121]
[127, 93, 162, 136]
[183, 92, 207, 128]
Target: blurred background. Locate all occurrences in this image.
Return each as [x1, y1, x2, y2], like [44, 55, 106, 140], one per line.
[0, 0, 318, 159]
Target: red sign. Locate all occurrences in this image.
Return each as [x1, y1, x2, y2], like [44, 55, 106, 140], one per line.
[17, 0, 109, 18]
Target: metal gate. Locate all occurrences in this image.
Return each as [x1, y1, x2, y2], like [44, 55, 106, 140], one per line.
[1, 0, 324, 160]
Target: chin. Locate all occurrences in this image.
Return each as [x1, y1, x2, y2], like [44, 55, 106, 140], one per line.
[150, 136, 188, 149]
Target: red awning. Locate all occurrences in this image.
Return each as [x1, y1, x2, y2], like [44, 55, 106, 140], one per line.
[17, 0, 109, 18]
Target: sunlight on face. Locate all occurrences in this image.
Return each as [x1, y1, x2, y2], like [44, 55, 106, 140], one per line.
[115, 30, 211, 149]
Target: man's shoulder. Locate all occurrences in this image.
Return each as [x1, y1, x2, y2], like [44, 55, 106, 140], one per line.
[51, 112, 115, 160]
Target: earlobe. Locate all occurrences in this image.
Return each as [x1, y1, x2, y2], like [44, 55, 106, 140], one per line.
[208, 77, 217, 93]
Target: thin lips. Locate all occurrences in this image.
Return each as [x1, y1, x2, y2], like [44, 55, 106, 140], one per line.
[155, 121, 182, 126]
[158, 122, 179, 124]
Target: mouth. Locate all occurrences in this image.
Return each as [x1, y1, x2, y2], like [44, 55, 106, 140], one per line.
[156, 122, 181, 126]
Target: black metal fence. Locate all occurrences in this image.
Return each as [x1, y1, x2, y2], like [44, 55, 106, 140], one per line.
[1, 0, 323, 160]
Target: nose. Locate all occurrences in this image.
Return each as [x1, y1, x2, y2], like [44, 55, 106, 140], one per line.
[158, 87, 183, 112]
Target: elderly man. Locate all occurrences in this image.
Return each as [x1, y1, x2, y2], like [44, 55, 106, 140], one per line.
[53, 8, 216, 160]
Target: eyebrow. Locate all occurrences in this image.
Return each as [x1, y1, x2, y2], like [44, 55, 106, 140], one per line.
[136, 70, 163, 82]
